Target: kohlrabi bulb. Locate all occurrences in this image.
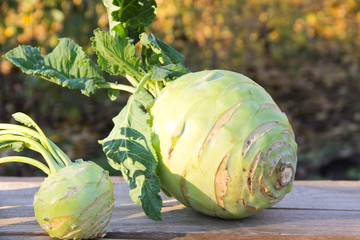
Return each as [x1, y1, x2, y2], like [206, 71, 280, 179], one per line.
[151, 70, 297, 219]
[34, 160, 115, 239]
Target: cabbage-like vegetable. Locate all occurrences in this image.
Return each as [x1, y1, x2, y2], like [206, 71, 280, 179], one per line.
[3, 0, 297, 221]
[151, 70, 297, 218]
[0, 113, 114, 239]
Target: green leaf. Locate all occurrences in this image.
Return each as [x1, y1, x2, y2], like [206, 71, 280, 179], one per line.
[103, 0, 157, 41]
[140, 33, 185, 66]
[141, 175, 162, 220]
[12, 112, 36, 128]
[91, 29, 145, 80]
[133, 90, 154, 109]
[139, 33, 189, 81]
[108, 89, 120, 101]
[99, 94, 162, 220]
[3, 38, 105, 96]
[0, 141, 24, 152]
[10, 142, 25, 152]
[151, 64, 190, 81]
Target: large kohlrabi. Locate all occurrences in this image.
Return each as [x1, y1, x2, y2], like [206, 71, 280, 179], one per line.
[151, 70, 297, 218]
[3, 0, 297, 220]
[0, 113, 114, 239]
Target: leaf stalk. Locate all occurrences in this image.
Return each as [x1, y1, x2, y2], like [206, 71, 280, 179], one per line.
[0, 156, 50, 175]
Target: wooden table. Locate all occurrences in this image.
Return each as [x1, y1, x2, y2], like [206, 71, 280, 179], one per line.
[0, 177, 359, 239]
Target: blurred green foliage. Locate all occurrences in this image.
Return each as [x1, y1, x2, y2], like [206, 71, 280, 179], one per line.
[1, 0, 360, 179]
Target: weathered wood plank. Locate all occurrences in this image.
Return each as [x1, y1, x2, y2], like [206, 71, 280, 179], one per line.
[275, 181, 360, 211]
[1, 178, 359, 210]
[0, 177, 359, 239]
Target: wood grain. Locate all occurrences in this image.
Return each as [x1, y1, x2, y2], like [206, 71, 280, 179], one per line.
[0, 177, 359, 239]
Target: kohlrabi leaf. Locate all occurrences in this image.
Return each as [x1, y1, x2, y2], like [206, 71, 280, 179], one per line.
[139, 33, 189, 81]
[12, 112, 36, 128]
[103, 0, 157, 42]
[150, 64, 190, 81]
[91, 29, 145, 80]
[107, 89, 120, 101]
[133, 90, 154, 109]
[3, 38, 105, 96]
[0, 141, 24, 152]
[9, 142, 25, 152]
[99, 94, 162, 220]
[140, 174, 162, 220]
[140, 33, 185, 66]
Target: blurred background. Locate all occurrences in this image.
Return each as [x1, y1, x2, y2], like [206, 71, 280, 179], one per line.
[0, 0, 359, 179]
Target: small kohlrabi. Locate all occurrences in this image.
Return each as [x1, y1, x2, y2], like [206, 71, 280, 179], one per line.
[3, 0, 297, 220]
[0, 113, 114, 239]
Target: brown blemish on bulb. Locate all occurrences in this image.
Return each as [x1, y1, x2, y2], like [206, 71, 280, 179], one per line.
[167, 122, 186, 164]
[41, 216, 71, 230]
[198, 101, 244, 162]
[55, 186, 81, 203]
[215, 152, 231, 209]
[242, 199, 258, 212]
[260, 103, 282, 112]
[259, 177, 277, 200]
[266, 141, 291, 157]
[167, 146, 174, 162]
[269, 155, 282, 176]
[247, 151, 262, 193]
[283, 129, 295, 140]
[242, 121, 278, 158]
[180, 161, 192, 207]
